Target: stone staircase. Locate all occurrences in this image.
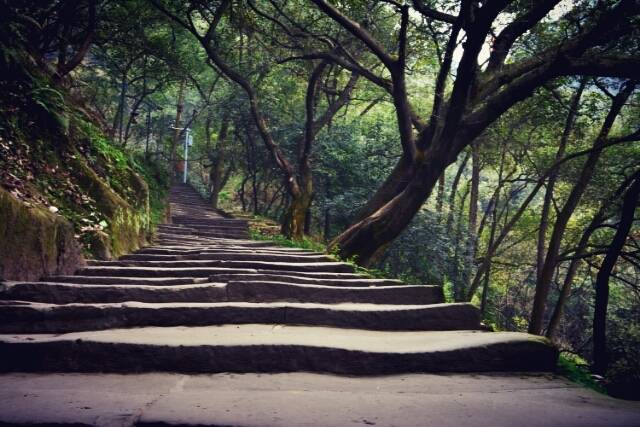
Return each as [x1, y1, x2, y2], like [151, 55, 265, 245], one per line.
[0, 184, 557, 374]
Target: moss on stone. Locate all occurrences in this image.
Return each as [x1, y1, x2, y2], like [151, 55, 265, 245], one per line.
[0, 187, 84, 280]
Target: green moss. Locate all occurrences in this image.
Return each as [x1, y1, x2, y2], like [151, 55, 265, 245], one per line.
[557, 353, 607, 395]
[0, 188, 82, 280]
[0, 28, 168, 266]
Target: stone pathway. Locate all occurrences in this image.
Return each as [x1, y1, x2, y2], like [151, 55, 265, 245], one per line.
[0, 184, 555, 373]
[1, 184, 638, 425]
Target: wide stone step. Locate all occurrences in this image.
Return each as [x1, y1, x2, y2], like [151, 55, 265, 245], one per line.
[121, 253, 334, 263]
[0, 301, 481, 333]
[0, 326, 558, 374]
[224, 281, 442, 305]
[42, 276, 206, 285]
[209, 273, 406, 287]
[136, 247, 324, 256]
[155, 227, 197, 235]
[76, 266, 259, 278]
[0, 282, 225, 304]
[76, 267, 371, 282]
[1, 280, 442, 305]
[86, 260, 355, 273]
[153, 240, 274, 248]
[172, 218, 248, 226]
[157, 232, 248, 240]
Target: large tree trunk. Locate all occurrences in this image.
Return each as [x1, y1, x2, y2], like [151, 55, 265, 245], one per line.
[592, 173, 640, 375]
[282, 190, 313, 240]
[329, 152, 444, 266]
[353, 154, 415, 222]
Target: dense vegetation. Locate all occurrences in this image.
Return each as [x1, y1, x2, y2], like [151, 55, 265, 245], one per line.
[1, 0, 639, 399]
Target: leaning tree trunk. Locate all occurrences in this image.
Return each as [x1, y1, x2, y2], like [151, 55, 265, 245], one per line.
[329, 150, 445, 266]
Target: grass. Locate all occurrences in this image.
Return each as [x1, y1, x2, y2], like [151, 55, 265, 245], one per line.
[557, 352, 606, 395]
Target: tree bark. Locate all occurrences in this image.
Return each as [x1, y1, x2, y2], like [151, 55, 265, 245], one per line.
[592, 173, 640, 375]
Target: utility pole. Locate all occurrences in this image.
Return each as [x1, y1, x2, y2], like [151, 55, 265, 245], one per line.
[169, 125, 191, 184]
[183, 130, 192, 184]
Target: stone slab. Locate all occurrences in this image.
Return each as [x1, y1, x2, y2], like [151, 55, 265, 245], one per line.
[0, 372, 639, 426]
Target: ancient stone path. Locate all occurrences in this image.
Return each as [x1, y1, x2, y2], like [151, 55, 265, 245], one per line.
[0, 183, 557, 374]
[2, 185, 640, 426]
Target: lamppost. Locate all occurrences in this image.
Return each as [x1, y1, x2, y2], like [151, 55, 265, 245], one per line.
[168, 125, 192, 184]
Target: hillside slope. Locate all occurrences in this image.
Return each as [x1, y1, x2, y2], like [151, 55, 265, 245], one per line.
[0, 22, 167, 280]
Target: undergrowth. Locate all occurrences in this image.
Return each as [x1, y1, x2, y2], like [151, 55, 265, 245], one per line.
[557, 352, 607, 395]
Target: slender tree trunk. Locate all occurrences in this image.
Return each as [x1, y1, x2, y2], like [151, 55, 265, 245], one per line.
[536, 79, 586, 284]
[453, 185, 470, 300]
[529, 82, 635, 335]
[466, 141, 481, 291]
[593, 173, 640, 374]
[545, 210, 603, 339]
[547, 171, 639, 339]
[446, 152, 471, 233]
[436, 172, 445, 213]
[480, 197, 499, 315]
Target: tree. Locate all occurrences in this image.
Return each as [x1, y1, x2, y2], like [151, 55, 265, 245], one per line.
[151, 0, 359, 239]
[308, 0, 640, 265]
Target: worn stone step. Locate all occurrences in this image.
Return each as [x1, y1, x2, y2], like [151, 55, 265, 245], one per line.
[224, 281, 442, 305]
[86, 260, 355, 273]
[209, 273, 406, 287]
[0, 282, 225, 304]
[42, 276, 206, 285]
[155, 239, 270, 248]
[0, 326, 558, 374]
[74, 266, 367, 281]
[120, 253, 336, 263]
[172, 218, 248, 226]
[76, 266, 259, 278]
[1, 280, 441, 305]
[136, 247, 323, 256]
[155, 227, 197, 235]
[0, 301, 481, 333]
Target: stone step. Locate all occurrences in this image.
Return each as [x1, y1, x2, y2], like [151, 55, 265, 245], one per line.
[155, 227, 197, 235]
[85, 260, 355, 273]
[137, 247, 323, 255]
[0, 326, 558, 374]
[154, 239, 273, 248]
[74, 266, 369, 280]
[0, 301, 481, 333]
[120, 253, 337, 263]
[224, 281, 442, 305]
[172, 218, 248, 226]
[42, 276, 206, 285]
[76, 266, 259, 278]
[209, 273, 405, 287]
[0, 282, 225, 304]
[157, 232, 248, 240]
[0, 280, 442, 305]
